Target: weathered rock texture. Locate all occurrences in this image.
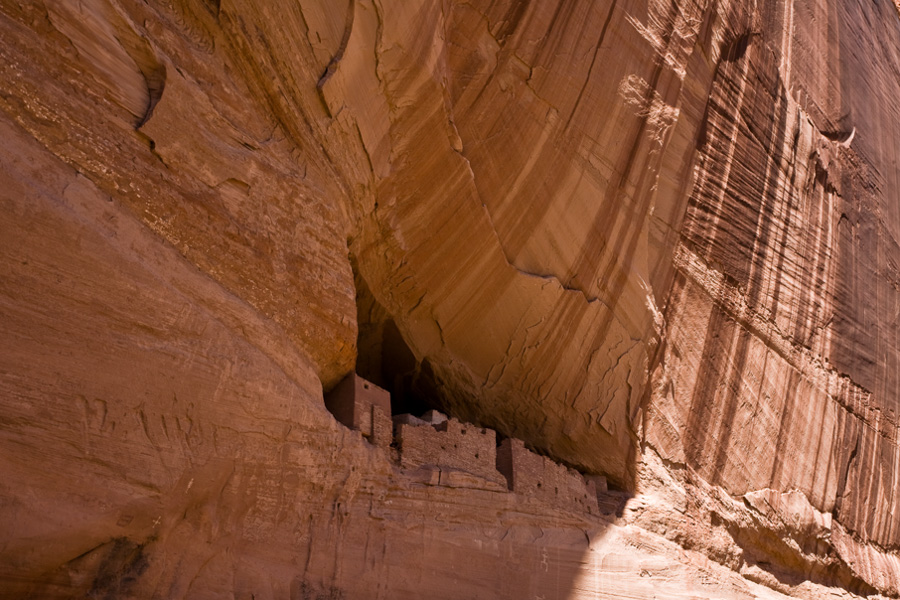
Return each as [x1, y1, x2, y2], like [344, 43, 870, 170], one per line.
[1, 0, 899, 598]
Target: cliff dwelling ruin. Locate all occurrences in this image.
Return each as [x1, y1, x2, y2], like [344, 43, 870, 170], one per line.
[324, 372, 613, 515]
[2, 0, 900, 598]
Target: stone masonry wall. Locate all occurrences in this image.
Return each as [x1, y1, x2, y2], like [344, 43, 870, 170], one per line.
[395, 418, 506, 488]
[497, 438, 600, 515]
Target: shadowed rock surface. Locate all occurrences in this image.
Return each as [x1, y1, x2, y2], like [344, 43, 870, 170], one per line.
[1, 0, 899, 597]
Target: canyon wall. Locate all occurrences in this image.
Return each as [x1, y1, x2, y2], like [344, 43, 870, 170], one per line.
[1, 0, 899, 597]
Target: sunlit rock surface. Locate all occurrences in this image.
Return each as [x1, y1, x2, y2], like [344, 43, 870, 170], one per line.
[1, 0, 898, 597]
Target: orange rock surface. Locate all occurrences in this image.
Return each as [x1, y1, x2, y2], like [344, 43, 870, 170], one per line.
[1, 0, 898, 597]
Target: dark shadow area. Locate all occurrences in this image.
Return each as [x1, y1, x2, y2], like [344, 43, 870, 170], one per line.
[728, 520, 879, 598]
[721, 30, 753, 62]
[333, 257, 633, 526]
[353, 259, 443, 418]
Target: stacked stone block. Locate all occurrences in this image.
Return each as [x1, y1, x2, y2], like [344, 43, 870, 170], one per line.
[497, 438, 600, 514]
[395, 417, 506, 487]
[324, 373, 392, 448]
[325, 374, 608, 511]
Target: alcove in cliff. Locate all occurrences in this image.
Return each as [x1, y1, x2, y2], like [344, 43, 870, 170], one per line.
[352, 259, 441, 418]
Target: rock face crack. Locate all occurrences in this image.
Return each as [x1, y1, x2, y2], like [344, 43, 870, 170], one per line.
[565, 0, 618, 130]
[316, 0, 356, 98]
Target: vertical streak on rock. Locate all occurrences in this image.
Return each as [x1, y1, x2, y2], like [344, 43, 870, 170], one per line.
[685, 302, 731, 470]
[564, 0, 618, 131]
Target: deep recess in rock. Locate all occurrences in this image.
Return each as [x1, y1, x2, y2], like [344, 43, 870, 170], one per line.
[2, 0, 900, 597]
[353, 259, 443, 417]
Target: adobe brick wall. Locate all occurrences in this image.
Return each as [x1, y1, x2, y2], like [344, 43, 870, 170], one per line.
[497, 438, 599, 514]
[370, 405, 392, 448]
[325, 376, 603, 512]
[324, 374, 392, 448]
[396, 418, 505, 487]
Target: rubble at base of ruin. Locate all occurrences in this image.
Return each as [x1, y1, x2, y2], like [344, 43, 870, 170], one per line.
[325, 373, 609, 515]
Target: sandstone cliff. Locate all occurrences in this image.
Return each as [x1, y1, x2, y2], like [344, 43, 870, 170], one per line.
[1, 0, 899, 598]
